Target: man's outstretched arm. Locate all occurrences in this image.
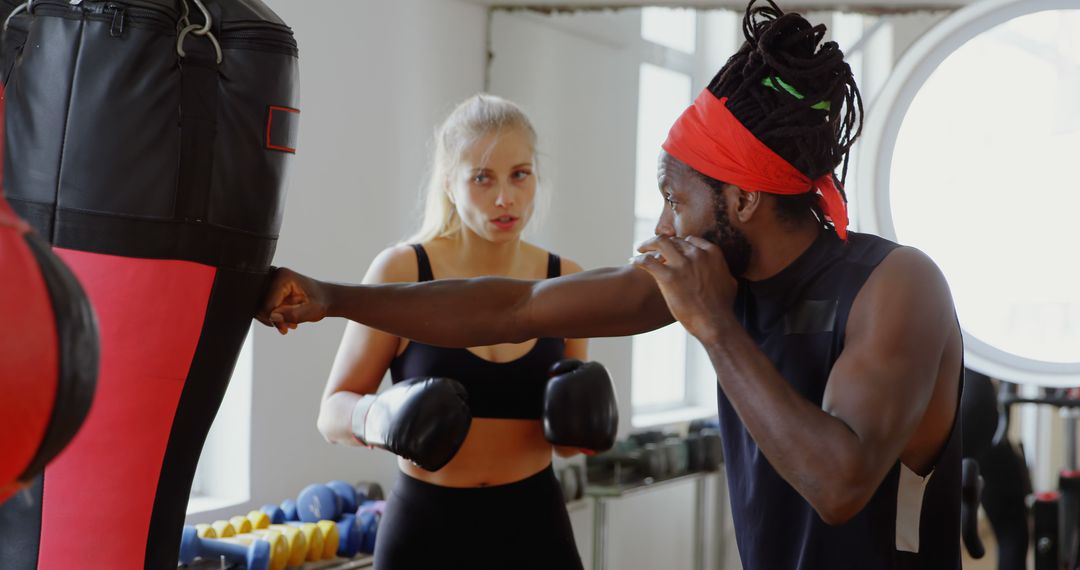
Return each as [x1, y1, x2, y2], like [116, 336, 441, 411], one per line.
[256, 264, 674, 347]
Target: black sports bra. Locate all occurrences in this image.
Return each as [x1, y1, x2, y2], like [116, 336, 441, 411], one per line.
[388, 244, 566, 420]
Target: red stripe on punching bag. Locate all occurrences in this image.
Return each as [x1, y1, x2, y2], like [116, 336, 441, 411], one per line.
[38, 251, 216, 569]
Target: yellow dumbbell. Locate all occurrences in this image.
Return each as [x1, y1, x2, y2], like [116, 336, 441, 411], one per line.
[230, 515, 254, 535]
[316, 520, 340, 560]
[247, 509, 271, 530]
[211, 520, 237, 538]
[250, 525, 305, 568]
[194, 524, 217, 539]
[283, 522, 324, 562]
[225, 531, 289, 570]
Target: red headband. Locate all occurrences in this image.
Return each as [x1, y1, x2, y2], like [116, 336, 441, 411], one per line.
[662, 90, 848, 240]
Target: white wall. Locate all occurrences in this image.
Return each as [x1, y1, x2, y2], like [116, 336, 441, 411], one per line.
[187, 0, 488, 524]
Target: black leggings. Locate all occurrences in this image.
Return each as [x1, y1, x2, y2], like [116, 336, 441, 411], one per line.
[374, 465, 584, 570]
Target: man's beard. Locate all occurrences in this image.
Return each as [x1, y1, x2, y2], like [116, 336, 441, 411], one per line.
[702, 197, 751, 277]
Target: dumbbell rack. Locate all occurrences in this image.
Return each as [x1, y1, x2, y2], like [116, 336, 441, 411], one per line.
[585, 471, 734, 570]
[181, 554, 372, 569]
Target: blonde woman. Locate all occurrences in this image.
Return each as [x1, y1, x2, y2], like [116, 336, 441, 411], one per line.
[316, 95, 595, 569]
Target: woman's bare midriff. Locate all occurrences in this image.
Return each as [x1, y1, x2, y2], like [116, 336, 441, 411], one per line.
[394, 330, 557, 488]
[399, 418, 553, 487]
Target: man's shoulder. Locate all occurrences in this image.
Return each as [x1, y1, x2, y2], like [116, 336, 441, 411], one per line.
[839, 231, 902, 267]
[857, 242, 954, 318]
[828, 232, 952, 316]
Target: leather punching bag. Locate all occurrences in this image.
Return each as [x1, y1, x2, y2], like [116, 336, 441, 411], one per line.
[0, 118, 98, 509]
[0, 0, 299, 567]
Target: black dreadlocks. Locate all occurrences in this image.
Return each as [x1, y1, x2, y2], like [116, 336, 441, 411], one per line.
[701, 0, 863, 229]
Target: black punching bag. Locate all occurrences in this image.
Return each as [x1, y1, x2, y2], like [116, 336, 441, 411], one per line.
[0, 0, 299, 568]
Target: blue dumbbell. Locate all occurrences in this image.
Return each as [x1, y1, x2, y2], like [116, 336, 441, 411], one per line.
[357, 509, 379, 555]
[280, 499, 299, 522]
[335, 513, 363, 557]
[297, 483, 342, 523]
[178, 525, 271, 570]
[327, 480, 359, 513]
[260, 504, 285, 525]
[356, 499, 385, 555]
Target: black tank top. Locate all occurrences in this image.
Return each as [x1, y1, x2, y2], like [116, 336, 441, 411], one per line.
[389, 244, 566, 420]
[724, 230, 962, 570]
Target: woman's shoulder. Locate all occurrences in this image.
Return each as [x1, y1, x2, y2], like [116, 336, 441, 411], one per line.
[521, 241, 584, 276]
[560, 256, 584, 275]
[363, 244, 419, 284]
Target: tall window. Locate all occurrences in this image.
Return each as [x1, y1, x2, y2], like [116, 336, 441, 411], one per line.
[631, 8, 724, 423]
[632, 61, 692, 411]
[187, 327, 253, 514]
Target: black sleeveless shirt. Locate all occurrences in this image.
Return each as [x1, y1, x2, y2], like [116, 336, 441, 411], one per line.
[724, 230, 962, 570]
[389, 244, 566, 420]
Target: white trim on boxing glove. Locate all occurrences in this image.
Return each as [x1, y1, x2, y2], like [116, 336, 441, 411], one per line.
[350, 395, 379, 447]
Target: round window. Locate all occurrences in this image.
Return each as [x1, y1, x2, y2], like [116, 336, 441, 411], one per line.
[857, 0, 1080, 385]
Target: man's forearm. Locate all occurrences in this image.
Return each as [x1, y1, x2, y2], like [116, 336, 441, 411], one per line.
[701, 318, 871, 522]
[316, 265, 672, 346]
[326, 277, 537, 348]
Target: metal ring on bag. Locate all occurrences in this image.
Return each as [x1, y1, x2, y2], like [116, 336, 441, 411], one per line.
[176, 23, 222, 64]
[175, 0, 222, 64]
[3, 0, 31, 33]
[189, 0, 212, 36]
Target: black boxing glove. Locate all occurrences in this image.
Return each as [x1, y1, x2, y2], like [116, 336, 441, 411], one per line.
[351, 377, 471, 471]
[543, 359, 619, 454]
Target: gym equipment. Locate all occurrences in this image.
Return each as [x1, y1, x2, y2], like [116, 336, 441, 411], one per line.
[230, 531, 289, 570]
[315, 519, 341, 560]
[297, 484, 340, 523]
[246, 509, 271, 530]
[281, 499, 299, 522]
[230, 515, 253, 535]
[995, 386, 1080, 569]
[194, 524, 215, 539]
[210, 520, 236, 538]
[355, 501, 386, 555]
[1035, 492, 1060, 570]
[319, 480, 384, 511]
[332, 513, 363, 558]
[0, 0, 299, 567]
[250, 525, 305, 568]
[0, 190, 98, 508]
[285, 522, 325, 562]
[178, 525, 270, 570]
[961, 369, 1029, 567]
[261, 504, 286, 525]
[543, 359, 619, 453]
[351, 376, 472, 471]
[959, 458, 985, 558]
[354, 481, 385, 502]
[698, 428, 723, 471]
[270, 524, 314, 564]
[327, 480, 360, 513]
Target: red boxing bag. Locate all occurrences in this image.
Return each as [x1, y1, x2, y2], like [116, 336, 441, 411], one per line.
[0, 192, 98, 507]
[0, 71, 98, 507]
[0, 0, 299, 568]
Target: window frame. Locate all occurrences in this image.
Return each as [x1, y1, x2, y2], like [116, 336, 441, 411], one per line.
[854, 0, 1080, 386]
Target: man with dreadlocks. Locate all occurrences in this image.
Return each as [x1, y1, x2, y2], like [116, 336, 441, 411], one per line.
[258, 1, 962, 568]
